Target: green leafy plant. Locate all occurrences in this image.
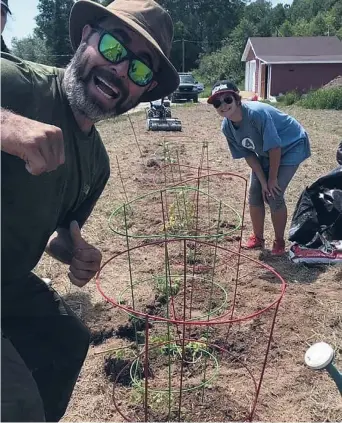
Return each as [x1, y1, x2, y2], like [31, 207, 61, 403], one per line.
[153, 275, 181, 298]
[298, 87, 342, 110]
[130, 380, 174, 411]
[277, 90, 301, 105]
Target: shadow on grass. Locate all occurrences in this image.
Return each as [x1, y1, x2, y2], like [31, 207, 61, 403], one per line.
[257, 250, 334, 285]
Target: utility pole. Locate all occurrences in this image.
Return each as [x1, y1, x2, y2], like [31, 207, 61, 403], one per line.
[182, 38, 185, 72]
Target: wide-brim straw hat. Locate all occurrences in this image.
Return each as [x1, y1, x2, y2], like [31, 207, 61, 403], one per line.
[69, 0, 180, 102]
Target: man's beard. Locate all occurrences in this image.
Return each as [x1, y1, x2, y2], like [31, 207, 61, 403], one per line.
[63, 42, 141, 122]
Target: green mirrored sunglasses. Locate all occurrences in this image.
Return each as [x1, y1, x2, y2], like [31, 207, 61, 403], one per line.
[96, 28, 154, 87]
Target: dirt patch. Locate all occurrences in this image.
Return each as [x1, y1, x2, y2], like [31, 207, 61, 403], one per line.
[36, 104, 342, 422]
[322, 75, 342, 90]
[90, 328, 116, 346]
[104, 356, 144, 385]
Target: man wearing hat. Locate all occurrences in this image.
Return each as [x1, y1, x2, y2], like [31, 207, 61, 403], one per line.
[1, 1, 179, 421]
[1, 0, 11, 52]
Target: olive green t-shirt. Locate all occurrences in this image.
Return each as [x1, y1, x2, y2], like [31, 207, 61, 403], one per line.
[1, 53, 110, 282]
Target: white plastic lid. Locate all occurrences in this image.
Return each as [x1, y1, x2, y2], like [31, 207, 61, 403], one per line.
[305, 342, 334, 370]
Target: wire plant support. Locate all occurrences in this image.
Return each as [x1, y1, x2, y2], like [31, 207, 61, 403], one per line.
[97, 156, 287, 422]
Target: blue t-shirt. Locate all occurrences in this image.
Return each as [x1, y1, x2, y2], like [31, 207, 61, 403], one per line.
[221, 102, 311, 166]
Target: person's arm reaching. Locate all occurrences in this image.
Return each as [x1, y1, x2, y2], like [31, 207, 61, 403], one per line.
[1, 108, 65, 175]
[268, 147, 282, 198]
[251, 110, 283, 198]
[245, 154, 271, 202]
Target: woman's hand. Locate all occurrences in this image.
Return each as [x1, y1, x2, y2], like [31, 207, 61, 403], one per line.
[267, 178, 282, 199]
[261, 181, 271, 203]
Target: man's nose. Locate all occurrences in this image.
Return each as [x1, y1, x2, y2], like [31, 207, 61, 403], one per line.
[110, 59, 129, 79]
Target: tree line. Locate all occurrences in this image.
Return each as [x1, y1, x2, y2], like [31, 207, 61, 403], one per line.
[10, 0, 342, 87]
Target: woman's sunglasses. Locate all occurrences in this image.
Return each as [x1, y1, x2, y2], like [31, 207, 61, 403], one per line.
[212, 96, 234, 109]
[95, 27, 154, 87]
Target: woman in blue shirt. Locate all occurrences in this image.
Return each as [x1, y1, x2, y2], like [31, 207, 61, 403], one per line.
[208, 80, 311, 255]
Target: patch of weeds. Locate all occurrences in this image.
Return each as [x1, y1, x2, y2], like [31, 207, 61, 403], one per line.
[150, 336, 210, 363]
[298, 87, 342, 110]
[165, 191, 195, 235]
[186, 249, 203, 265]
[153, 275, 181, 301]
[130, 380, 175, 412]
[185, 340, 210, 362]
[161, 141, 177, 164]
[277, 90, 301, 106]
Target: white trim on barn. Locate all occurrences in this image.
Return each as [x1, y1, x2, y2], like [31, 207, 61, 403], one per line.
[267, 65, 272, 99]
[258, 59, 342, 64]
[241, 39, 261, 62]
[245, 61, 250, 91]
[258, 62, 262, 97]
[245, 59, 256, 92]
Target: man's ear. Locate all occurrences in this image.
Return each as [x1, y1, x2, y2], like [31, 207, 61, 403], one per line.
[147, 81, 158, 92]
[81, 24, 93, 42]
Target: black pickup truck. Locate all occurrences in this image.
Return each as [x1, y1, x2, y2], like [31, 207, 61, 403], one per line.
[171, 73, 199, 103]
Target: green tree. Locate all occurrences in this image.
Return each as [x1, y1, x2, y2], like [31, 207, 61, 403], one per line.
[243, 0, 273, 36]
[328, 2, 342, 32]
[270, 3, 288, 35]
[192, 0, 342, 83]
[289, 0, 326, 23]
[35, 0, 75, 67]
[194, 18, 257, 86]
[11, 35, 53, 65]
[278, 20, 295, 37]
[158, 0, 244, 71]
[310, 13, 329, 35]
[291, 18, 312, 36]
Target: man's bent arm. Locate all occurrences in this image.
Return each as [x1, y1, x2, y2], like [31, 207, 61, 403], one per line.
[45, 228, 73, 265]
[1, 107, 65, 174]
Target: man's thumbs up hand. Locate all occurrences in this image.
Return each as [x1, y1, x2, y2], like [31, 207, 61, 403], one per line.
[69, 221, 88, 248]
[68, 221, 102, 287]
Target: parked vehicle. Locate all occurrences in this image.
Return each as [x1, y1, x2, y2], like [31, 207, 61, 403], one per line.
[196, 82, 205, 93]
[171, 73, 199, 103]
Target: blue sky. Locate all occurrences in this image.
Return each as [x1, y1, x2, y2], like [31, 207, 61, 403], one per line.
[3, 0, 294, 47]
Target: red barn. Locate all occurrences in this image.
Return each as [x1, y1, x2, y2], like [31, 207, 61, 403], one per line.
[241, 36, 342, 99]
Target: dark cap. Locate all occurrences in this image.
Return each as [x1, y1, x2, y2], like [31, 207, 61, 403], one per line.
[1, 0, 11, 14]
[207, 80, 239, 104]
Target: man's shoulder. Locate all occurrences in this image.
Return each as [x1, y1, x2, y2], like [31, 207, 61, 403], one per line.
[1, 53, 64, 84]
[93, 129, 110, 168]
[26, 59, 63, 78]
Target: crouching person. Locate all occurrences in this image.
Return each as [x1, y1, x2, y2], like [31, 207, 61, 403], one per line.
[208, 80, 311, 255]
[1, 0, 179, 420]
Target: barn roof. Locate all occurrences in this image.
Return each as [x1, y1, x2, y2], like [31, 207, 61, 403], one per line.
[241, 36, 342, 64]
